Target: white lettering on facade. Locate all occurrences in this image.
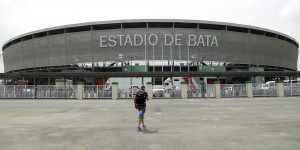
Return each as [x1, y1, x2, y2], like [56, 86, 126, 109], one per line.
[100, 36, 108, 47]
[124, 34, 133, 46]
[134, 34, 143, 46]
[188, 34, 197, 46]
[211, 36, 218, 47]
[175, 34, 183, 46]
[205, 35, 212, 47]
[148, 34, 158, 46]
[197, 35, 205, 46]
[99, 34, 219, 48]
[108, 35, 117, 47]
[164, 34, 173, 46]
[116, 35, 125, 46]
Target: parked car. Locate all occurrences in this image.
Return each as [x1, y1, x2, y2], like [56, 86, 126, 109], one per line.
[153, 85, 165, 97]
[129, 85, 139, 97]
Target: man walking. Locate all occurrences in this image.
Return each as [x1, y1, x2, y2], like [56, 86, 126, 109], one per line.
[134, 85, 149, 132]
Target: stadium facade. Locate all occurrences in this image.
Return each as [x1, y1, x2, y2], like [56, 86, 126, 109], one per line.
[2, 19, 299, 84]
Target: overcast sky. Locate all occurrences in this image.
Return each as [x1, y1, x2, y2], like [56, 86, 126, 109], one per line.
[0, 0, 299, 72]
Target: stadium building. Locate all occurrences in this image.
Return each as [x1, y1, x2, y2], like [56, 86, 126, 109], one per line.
[2, 19, 299, 85]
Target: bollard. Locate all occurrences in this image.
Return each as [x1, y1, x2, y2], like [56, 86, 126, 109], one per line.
[246, 81, 253, 98]
[77, 82, 84, 100]
[214, 81, 221, 99]
[181, 81, 188, 99]
[146, 82, 153, 100]
[111, 82, 118, 100]
[277, 81, 284, 97]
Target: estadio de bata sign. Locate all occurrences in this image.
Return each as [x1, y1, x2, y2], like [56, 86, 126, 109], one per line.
[99, 34, 218, 48]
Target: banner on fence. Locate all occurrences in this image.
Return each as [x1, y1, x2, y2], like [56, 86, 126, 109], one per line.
[122, 65, 148, 72]
[198, 66, 226, 72]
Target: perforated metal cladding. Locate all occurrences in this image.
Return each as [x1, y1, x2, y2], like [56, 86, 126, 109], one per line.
[48, 34, 65, 66]
[33, 37, 48, 68]
[3, 28, 299, 72]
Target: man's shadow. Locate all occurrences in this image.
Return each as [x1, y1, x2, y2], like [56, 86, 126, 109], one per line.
[142, 128, 158, 134]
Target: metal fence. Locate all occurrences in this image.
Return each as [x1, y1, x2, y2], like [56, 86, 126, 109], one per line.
[0, 85, 35, 98]
[187, 84, 215, 98]
[118, 84, 140, 99]
[36, 85, 77, 99]
[118, 89, 133, 98]
[83, 85, 112, 99]
[2, 83, 300, 99]
[284, 83, 300, 96]
[117, 85, 182, 99]
[221, 84, 247, 98]
[153, 85, 181, 99]
[252, 83, 278, 97]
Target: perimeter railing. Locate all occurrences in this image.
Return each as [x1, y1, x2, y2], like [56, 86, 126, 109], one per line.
[83, 85, 112, 99]
[1, 82, 300, 99]
[152, 85, 181, 99]
[0, 85, 35, 98]
[284, 83, 300, 96]
[252, 83, 278, 97]
[36, 85, 77, 99]
[187, 84, 215, 98]
[220, 84, 247, 98]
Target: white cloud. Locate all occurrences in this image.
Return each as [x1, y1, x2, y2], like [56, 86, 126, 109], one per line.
[279, 0, 300, 21]
[0, 0, 299, 72]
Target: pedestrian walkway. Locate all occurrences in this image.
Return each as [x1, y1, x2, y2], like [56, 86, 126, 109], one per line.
[0, 97, 299, 150]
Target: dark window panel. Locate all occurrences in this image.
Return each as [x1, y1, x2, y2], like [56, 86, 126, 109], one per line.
[174, 22, 197, 29]
[93, 23, 121, 30]
[148, 22, 173, 28]
[66, 26, 91, 33]
[122, 22, 147, 28]
[227, 26, 249, 33]
[199, 23, 226, 30]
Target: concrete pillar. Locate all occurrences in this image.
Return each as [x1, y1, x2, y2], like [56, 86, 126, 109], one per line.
[181, 82, 188, 99]
[146, 83, 153, 100]
[277, 82, 284, 97]
[77, 82, 84, 100]
[112, 83, 118, 100]
[214, 82, 221, 99]
[246, 82, 253, 98]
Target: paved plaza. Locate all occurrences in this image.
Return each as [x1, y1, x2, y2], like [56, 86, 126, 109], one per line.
[0, 97, 300, 150]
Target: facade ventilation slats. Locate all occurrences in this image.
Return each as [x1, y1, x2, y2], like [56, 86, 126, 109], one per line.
[2, 42, 11, 50]
[93, 23, 121, 30]
[11, 38, 21, 44]
[227, 26, 249, 33]
[278, 35, 286, 40]
[122, 22, 147, 28]
[198, 24, 226, 30]
[22, 35, 33, 41]
[174, 22, 197, 29]
[265, 32, 277, 38]
[33, 32, 47, 38]
[2, 21, 299, 51]
[66, 26, 91, 33]
[286, 38, 294, 44]
[148, 22, 173, 28]
[250, 29, 265, 35]
[49, 29, 65, 35]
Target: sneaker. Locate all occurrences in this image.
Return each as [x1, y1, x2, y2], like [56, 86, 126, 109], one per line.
[137, 127, 142, 132]
[142, 125, 147, 130]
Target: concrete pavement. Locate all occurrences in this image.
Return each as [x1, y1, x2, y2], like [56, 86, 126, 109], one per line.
[0, 97, 300, 150]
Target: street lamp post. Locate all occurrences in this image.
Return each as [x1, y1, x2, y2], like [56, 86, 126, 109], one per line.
[130, 57, 133, 97]
[130, 57, 133, 72]
[0, 53, 6, 84]
[200, 57, 205, 72]
[200, 56, 206, 98]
